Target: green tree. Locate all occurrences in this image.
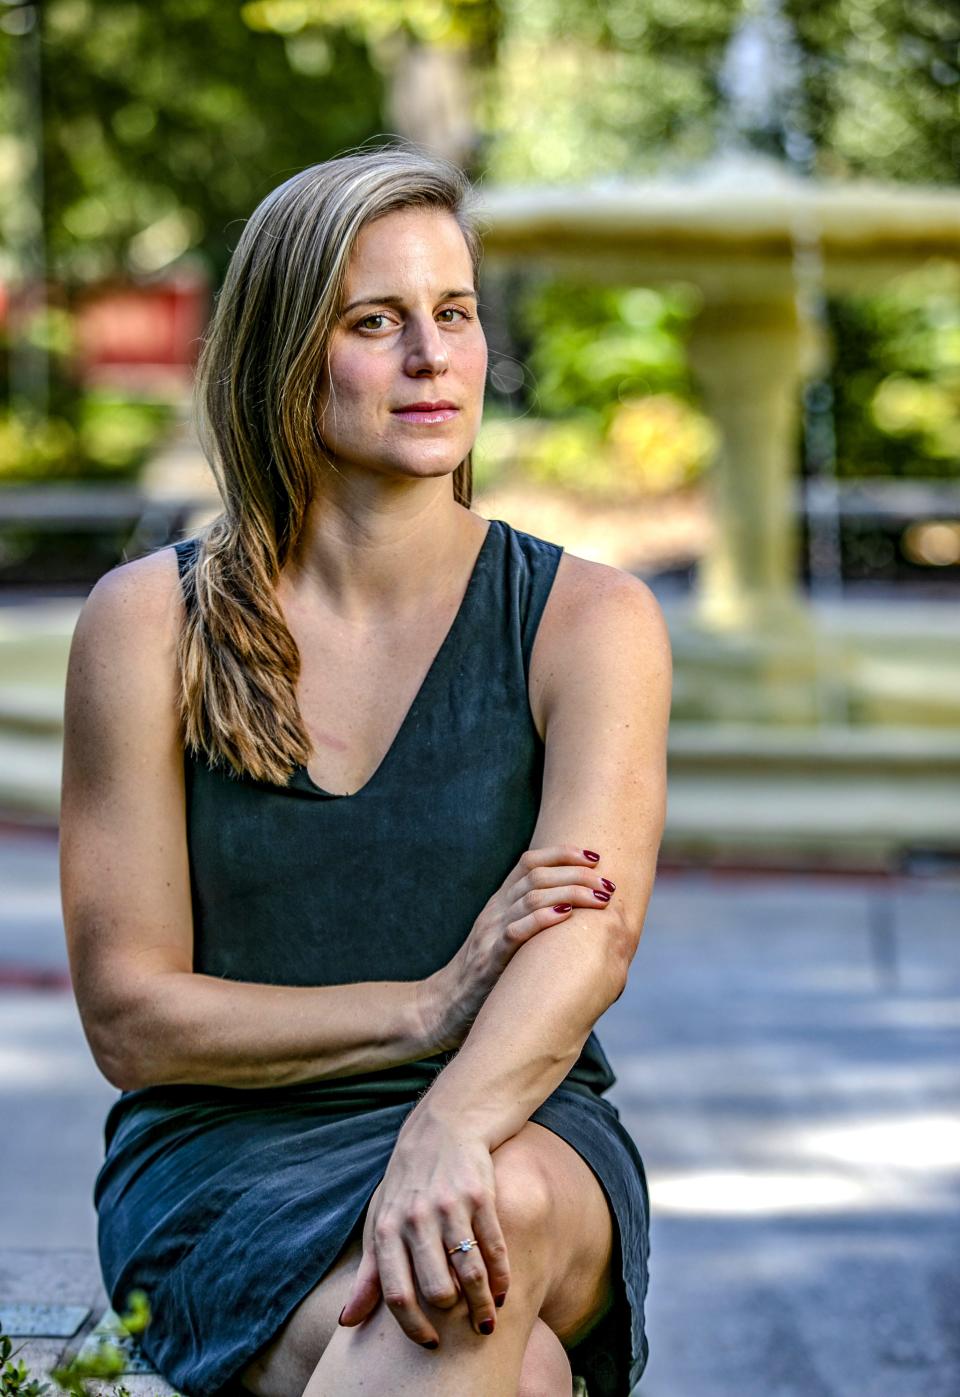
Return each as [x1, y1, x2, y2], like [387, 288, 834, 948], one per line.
[787, 0, 960, 185]
[12, 0, 386, 286]
[0, 0, 387, 481]
[487, 0, 740, 182]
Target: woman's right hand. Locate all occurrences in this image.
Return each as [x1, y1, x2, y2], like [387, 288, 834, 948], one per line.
[418, 844, 617, 1054]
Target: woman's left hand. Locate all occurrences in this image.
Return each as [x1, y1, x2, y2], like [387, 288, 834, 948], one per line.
[336, 1106, 511, 1348]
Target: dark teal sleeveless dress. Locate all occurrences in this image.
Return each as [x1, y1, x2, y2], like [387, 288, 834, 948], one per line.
[93, 517, 651, 1396]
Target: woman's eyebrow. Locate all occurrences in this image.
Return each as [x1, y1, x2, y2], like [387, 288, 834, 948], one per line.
[341, 288, 478, 314]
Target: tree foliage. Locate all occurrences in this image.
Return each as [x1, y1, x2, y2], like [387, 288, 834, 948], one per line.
[787, 0, 960, 185]
[1, 0, 957, 491]
[487, 0, 738, 182]
[4, 0, 386, 286]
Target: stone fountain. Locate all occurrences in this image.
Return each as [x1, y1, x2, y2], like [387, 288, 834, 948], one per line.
[475, 156, 960, 634]
[473, 158, 960, 863]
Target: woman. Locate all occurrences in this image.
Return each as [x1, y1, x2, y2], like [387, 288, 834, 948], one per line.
[60, 144, 671, 1397]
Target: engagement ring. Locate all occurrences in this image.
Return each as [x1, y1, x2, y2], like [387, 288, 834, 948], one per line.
[447, 1238, 479, 1255]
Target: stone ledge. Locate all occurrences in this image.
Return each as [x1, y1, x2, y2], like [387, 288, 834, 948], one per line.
[76, 1307, 180, 1397]
[0, 1249, 176, 1396]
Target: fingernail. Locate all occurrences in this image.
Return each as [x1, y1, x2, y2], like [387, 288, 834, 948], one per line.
[337, 1307, 347, 1326]
[583, 849, 600, 861]
[553, 903, 573, 912]
[479, 1319, 495, 1335]
[495, 1293, 506, 1308]
[593, 890, 611, 901]
[601, 878, 616, 891]
[421, 1339, 439, 1350]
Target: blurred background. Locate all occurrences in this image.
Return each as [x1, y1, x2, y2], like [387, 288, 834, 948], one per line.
[1, 2, 958, 1394]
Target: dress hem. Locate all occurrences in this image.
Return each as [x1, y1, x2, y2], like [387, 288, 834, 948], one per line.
[529, 1091, 650, 1394]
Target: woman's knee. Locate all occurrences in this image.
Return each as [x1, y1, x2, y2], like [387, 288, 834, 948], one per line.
[518, 1317, 573, 1397]
[490, 1128, 556, 1247]
[493, 1123, 616, 1350]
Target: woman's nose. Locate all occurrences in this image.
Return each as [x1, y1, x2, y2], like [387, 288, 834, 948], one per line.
[405, 317, 449, 373]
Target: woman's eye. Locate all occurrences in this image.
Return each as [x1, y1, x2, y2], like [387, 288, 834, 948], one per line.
[354, 307, 471, 332]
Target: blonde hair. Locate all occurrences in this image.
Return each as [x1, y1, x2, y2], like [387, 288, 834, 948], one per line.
[176, 143, 485, 786]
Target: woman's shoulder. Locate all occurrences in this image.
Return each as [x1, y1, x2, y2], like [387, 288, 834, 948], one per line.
[63, 546, 190, 804]
[499, 516, 640, 593]
[497, 514, 563, 563]
[69, 544, 187, 691]
[507, 519, 665, 739]
[82, 542, 186, 626]
[499, 516, 652, 612]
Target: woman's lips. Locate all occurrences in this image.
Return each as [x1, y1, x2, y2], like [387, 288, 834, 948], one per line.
[391, 407, 460, 424]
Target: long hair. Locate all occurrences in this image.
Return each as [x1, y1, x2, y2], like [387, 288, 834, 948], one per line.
[176, 143, 485, 786]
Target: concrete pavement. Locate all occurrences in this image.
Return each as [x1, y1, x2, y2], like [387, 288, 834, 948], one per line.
[2, 831, 958, 1395]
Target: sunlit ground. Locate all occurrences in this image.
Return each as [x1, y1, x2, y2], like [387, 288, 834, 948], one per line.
[597, 873, 960, 1395]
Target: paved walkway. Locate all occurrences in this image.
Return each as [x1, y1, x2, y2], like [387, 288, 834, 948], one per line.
[2, 830, 958, 1395]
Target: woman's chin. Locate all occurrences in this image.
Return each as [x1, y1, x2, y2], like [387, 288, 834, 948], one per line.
[323, 440, 474, 482]
[381, 450, 472, 480]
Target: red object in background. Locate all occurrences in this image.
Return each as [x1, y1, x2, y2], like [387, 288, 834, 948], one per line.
[72, 268, 210, 390]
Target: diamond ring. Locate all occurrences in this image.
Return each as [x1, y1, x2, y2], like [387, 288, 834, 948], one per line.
[446, 1237, 479, 1256]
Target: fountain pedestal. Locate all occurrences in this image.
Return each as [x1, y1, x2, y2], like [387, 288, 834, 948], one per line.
[681, 293, 846, 724]
[685, 296, 814, 634]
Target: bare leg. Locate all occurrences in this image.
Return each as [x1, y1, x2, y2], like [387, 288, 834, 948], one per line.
[239, 1238, 572, 1397]
[236, 1231, 365, 1397]
[518, 1318, 574, 1397]
[301, 1189, 552, 1393]
[238, 1122, 611, 1397]
[300, 1122, 613, 1397]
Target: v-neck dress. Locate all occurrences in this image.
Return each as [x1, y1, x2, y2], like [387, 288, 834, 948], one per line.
[93, 517, 651, 1397]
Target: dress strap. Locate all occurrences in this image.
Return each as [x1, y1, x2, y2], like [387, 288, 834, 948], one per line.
[173, 535, 201, 581]
[509, 527, 564, 677]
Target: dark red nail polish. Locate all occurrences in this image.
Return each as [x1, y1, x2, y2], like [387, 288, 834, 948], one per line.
[601, 878, 616, 891]
[421, 1339, 439, 1349]
[337, 1307, 346, 1325]
[593, 890, 610, 901]
[495, 1292, 506, 1308]
[583, 849, 600, 861]
[479, 1319, 495, 1335]
[553, 903, 573, 913]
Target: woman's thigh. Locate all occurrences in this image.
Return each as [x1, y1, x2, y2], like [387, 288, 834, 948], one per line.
[238, 1119, 615, 1396]
[237, 1225, 364, 1397]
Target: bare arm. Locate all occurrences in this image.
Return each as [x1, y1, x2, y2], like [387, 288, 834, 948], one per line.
[413, 564, 671, 1146]
[97, 972, 436, 1092]
[337, 558, 672, 1346]
[59, 548, 438, 1093]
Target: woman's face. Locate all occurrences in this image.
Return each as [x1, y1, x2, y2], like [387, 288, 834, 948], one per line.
[316, 206, 488, 485]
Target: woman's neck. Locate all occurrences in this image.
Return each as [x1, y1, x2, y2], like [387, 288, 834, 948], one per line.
[277, 497, 484, 626]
